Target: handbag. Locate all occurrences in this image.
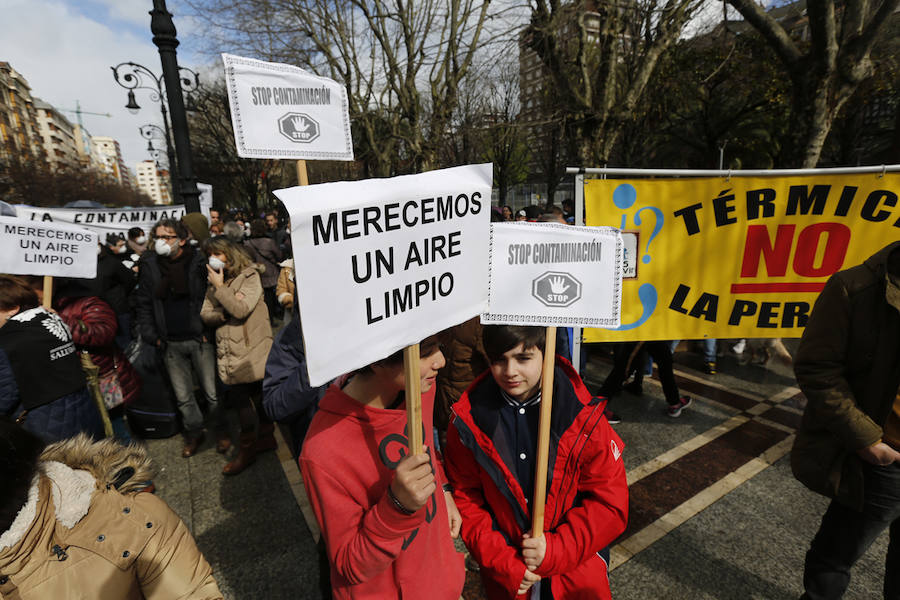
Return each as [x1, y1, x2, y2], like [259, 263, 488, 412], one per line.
[98, 357, 126, 409]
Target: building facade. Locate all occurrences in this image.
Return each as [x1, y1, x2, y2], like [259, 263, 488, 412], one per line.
[34, 98, 81, 170]
[0, 62, 43, 162]
[135, 160, 171, 204]
[92, 136, 133, 188]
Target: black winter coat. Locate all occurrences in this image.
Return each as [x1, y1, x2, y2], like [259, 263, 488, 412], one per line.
[133, 248, 210, 344]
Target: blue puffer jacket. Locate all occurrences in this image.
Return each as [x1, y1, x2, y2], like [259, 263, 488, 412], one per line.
[0, 348, 103, 443]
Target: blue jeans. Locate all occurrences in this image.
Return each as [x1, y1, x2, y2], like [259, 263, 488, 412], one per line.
[670, 339, 717, 363]
[162, 339, 225, 437]
[803, 461, 900, 599]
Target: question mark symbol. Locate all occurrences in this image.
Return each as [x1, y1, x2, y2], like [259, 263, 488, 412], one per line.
[613, 184, 637, 231]
[634, 206, 664, 264]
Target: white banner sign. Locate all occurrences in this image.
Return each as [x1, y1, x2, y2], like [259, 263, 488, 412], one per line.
[13, 193, 212, 240]
[0, 216, 98, 278]
[482, 222, 623, 328]
[274, 164, 493, 386]
[222, 53, 354, 161]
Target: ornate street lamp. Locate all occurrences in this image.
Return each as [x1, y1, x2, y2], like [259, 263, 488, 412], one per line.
[110, 0, 202, 212]
[139, 123, 175, 195]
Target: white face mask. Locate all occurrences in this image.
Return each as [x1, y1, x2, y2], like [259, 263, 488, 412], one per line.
[116, 245, 128, 254]
[135, 235, 147, 245]
[189, 238, 199, 246]
[154, 238, 173, 256]
[208, 256, 226, 272]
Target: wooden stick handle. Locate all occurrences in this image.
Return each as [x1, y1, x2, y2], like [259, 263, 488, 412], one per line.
[296, 159, 309, 186]
[42, 276, 53, 309]
[531, 326, 557, 537]
[403, 344, 423, 455]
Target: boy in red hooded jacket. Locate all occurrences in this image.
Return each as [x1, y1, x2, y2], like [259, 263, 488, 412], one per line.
[299, 335, 465, 600]
[445, 325, 628, 599]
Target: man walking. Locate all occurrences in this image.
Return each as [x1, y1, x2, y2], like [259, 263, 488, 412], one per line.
[135, 218, 228, 458]
[792, 241, 900, 599]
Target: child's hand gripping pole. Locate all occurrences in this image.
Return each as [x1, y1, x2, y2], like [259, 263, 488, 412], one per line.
[403, 343, 423, 455]
[530, 326, 557, 537]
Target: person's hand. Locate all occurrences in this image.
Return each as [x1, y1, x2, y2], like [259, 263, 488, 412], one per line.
[206, 264, 225, 288]
[522, 531, 546, 571]
[857, 442, 900, 466]
[517, 568, 540, 595]
[390, 451, 436, 512]
[155, 338, 162, 348]
[444, 490, 461, 538]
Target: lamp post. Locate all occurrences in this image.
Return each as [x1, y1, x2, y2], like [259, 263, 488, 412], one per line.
[110, 1, 201, 212]
[140, 123, 176, 199]
[150, 0, 201, 213]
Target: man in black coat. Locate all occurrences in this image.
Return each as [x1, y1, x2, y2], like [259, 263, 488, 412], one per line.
[134, 218, 227, 458]
[793, 241, 900, 599]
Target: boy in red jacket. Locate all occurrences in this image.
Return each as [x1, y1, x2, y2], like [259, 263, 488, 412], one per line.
[445, 325, 628, 599]
[299, 336, 465, 599]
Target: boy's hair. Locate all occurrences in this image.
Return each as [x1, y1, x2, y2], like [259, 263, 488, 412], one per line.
[0, 275, 40, 312]
[482, 325, 545, 362]
[356, 334, 442, 374]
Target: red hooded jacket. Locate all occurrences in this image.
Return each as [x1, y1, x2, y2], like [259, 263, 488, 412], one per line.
[445, 357, 628, 599]
[299, 382, 465, 599]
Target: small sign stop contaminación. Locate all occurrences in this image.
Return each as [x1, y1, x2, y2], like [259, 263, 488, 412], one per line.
[222, 53, 353, 161]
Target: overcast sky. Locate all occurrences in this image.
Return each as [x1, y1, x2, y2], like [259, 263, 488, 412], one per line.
[0, 0, 205, 172]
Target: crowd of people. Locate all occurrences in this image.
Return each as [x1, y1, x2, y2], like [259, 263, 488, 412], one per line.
[0, 199, 897, 600]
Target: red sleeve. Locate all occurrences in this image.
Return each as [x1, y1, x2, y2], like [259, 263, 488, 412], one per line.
[64, 297, 118, 348]
[444, 422, 525, 595]
[536, 420, 629, 578]
[299, 458, 425, 585]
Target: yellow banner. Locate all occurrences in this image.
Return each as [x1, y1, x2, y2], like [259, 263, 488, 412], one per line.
[583, 173, 900, 342]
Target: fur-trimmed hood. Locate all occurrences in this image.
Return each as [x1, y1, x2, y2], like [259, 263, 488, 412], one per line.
[40, 434, 156, 495]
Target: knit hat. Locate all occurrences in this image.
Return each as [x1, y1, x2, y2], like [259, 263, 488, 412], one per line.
[181, 212, 210, 242]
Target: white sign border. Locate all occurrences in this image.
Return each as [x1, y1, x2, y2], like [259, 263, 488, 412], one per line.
[222, 53, 354, 161]
[481, 221, 623, 328]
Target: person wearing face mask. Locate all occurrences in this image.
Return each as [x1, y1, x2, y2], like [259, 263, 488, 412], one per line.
[200, 236, 275, 475]
[127, 227, 148, 256]
[134, 218, 228, 459]
[98, 234, 138, 350]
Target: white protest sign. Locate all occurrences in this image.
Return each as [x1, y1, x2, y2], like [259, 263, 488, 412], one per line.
[481, 222, 623, 328]
[274, 163, 492, 386]
[0, 216, 98, 278]
[222, 53, 353, 161]
[13, 194, 212, 240]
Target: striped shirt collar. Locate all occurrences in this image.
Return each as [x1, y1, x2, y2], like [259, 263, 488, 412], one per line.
[501, 389, 542, 408]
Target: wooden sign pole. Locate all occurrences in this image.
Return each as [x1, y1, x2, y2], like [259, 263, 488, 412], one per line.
[296, 160, 309, 186]
[42, 276, 53, 309]
[531, 326, 557, 537]
[403, 343, 423, 455]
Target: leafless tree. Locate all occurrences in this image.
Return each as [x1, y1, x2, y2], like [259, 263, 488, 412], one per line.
[188, 0, 508, 176]
[725, 0, 900, 167]
[524, 0, 704, 166]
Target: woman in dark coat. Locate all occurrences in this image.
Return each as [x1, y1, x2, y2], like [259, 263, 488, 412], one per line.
[0, 276, 103, 442]
[244, 219, 282, 324]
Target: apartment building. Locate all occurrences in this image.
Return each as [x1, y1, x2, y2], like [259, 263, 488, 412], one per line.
[0, 61, 43, 161]
[135, 159, 172, 204]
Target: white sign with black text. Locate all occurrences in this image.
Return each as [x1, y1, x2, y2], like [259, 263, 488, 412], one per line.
[222, 53, 353, 161]
[274, 164, 492, 386]
[14, 188, 212, 240]
[0, 216, 98, 278]
[482, 222, 623, 328]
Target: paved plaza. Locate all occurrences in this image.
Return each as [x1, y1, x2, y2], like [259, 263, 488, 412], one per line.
[143, 343, 888, 599]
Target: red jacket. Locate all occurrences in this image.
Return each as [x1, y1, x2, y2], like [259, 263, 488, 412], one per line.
[56, 296, 141, 405]
[299, 383, 465, 600]
[445, 357, 628, 599]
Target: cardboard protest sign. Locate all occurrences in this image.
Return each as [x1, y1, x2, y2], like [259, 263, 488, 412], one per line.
[222, 53, 353, 161]
[273, 164, 492, 386]
[482, 222, 623, 328]
[583, 173, 900, 341]
[0, 216, 98, 278]
[14, 190, 213, 240]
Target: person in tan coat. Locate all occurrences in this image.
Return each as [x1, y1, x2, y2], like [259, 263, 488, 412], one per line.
[275, 258, 295, 313]
[201, 237, 275, 475]
[0, 421, 222, 599]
